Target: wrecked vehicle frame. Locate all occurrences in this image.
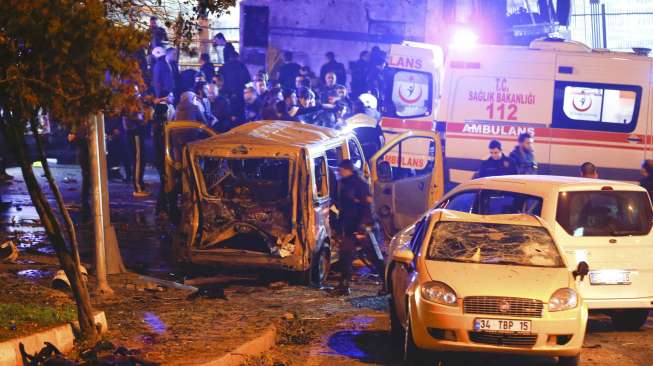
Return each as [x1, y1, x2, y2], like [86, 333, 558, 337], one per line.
[168, 120, 444, 285]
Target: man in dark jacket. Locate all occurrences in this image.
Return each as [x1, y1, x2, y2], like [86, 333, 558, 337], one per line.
[477, 140, 517, 178]
[320, 51, 347, 87]
[510, 132, 538, 175]
[243, 86, 262, 123]
[349, 50, 370, 99]
[278, 51, 301, 92]
[199, 53, 215, 83]
[640, 160, 653, 198]
[149, 17, 168, 50]
[152, 48, 177, 98]
[335, 159, 376, 295]
[123, 105, 149, 197]
[220, 48, 251, 99]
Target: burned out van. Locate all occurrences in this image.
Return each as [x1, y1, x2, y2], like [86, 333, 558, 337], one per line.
[167, 120, 444, 284]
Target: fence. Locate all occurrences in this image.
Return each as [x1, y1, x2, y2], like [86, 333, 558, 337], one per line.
[570, 1, 653, 51]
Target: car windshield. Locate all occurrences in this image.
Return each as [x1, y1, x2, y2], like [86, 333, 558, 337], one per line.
[556, 191, 653, 237]
[198, 157, 292, 202]
[426, 221, 565, 268]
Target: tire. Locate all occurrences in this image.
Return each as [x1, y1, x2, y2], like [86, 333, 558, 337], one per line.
[611, 309, 650, 331]
[558, 355, 580, 366]
[404, 316, 432, 366]
[388, 295, 405, 343]
[310, 246, 331, 287]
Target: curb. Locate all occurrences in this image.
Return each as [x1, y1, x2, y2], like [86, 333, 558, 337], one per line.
[198, 325, 277, 366]
[0, 311, 107, 366]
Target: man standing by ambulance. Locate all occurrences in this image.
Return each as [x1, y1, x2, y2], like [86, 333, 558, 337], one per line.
[510, 132, 538, 175]
[477, 140, 516, 178]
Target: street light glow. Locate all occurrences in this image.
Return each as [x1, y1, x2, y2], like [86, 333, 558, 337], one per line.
[450, 28, 479, 50]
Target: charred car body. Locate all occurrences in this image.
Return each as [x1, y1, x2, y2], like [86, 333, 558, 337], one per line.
[166, 120, 444, 284]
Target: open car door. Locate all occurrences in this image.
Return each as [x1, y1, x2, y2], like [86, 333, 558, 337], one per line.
[370, 130, 444, 236]
[163, 121, 217, 194]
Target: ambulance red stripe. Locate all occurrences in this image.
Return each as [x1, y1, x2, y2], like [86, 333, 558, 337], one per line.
[445, 133, 647, 151]
[444, 121, 647, 145]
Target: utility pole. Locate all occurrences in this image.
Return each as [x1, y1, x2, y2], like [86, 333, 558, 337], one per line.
[89, 113, 125, 296]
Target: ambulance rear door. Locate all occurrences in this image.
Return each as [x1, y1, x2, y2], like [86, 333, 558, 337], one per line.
[380, 43, 443, 136]
[441, 46, 556, 184]
[551, 53, 649, 182]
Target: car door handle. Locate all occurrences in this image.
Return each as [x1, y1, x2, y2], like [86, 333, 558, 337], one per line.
[626, 136, 642, 143]
[418, 182, 425, 191]
[383, 188, 392, 195]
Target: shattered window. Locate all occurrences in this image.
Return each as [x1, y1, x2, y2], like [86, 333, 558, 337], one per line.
[427, 222, 564, 268]
[326, 146, 344, 168]
[198, 157, 291, 202]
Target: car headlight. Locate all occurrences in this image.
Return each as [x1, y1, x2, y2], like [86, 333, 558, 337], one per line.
[549, 288, 578, 312]
[421, 281, 457, 306]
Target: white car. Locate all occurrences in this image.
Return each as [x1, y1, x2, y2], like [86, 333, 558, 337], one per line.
[436, 175, 653, 330]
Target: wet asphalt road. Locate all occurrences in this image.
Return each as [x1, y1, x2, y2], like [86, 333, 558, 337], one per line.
[2, 164, 653, 365]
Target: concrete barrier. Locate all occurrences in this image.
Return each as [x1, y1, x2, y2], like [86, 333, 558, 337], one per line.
[0, 311, 107, 366]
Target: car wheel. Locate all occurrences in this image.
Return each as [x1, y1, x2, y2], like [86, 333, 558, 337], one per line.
[611, 309, 650, 331]
[404, 316, 432, 366]
[558, 355, 580, 366]
[388, 294, 405, 343]
[310, 246, 331, 287]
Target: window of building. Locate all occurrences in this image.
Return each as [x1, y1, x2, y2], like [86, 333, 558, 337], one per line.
[553, 81, 641, 133]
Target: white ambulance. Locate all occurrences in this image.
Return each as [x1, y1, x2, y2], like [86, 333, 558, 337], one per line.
[438, 38, 652, 185]
[375, 42, 445, 199]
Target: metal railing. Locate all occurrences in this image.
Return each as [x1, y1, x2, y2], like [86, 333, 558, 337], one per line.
[570, 5, 653, 51]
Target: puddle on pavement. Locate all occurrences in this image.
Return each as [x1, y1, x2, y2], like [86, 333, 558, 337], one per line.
[143, 312, 167, 335]
[326, 330, 394, 363]
[9, 230, 55, 255]
[15, 269, 53, 281]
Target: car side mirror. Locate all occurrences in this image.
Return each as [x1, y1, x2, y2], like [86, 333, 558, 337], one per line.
[377, 160, 392, 182]
[392, 248, 414, 265]
[573, 261, 589, 281]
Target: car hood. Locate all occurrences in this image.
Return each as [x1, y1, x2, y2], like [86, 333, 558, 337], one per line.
[425, 260, 572, 302]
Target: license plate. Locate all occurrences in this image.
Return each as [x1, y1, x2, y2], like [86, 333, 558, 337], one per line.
[589, 270, 631, 285]
[474, 318, 531, 333]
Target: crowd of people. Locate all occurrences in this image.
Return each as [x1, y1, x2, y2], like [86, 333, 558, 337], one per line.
[68, 17, 390, 219]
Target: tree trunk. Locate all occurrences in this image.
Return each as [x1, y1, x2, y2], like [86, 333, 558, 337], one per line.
[29, 118, 82, 270]
[0, 120, 99, 342]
